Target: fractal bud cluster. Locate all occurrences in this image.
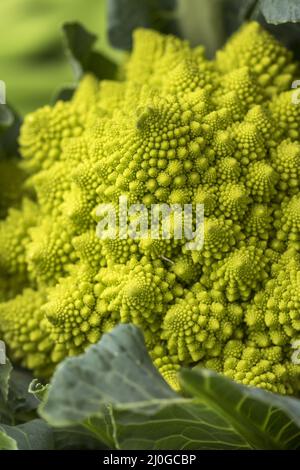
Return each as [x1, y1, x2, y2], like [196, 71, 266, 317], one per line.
[1, 22, 300, 395]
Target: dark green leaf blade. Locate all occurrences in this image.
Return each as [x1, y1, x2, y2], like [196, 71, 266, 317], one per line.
[62, 22, 117, 80]
[107, 0, 179, 50]
[8, 369, 39, 417]
[1, 364, 39, 425]
[51, 86, 75, 104]
[65, 22, 96, 59]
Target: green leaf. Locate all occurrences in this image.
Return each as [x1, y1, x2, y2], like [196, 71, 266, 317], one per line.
[41, 324, 249, 449]
[0, 105, 22, 159]
[51, 86, 75, 104]
[40, 324, 174, 448]
[259, 0, 300, 24]
[40, 325, 176, 426]
[109, 402, 252, 450]
[40, 324, 300, 450]
[0, 363, 38, 425]
[107, 0, 179, 50]
[0, 431, 17, 450]
[8, 369, 39, 417]
[62, 22, 117, 81]
[181, 368, 300, 450]
[0, 364, 103, 450]
[0, 419, 54, 450]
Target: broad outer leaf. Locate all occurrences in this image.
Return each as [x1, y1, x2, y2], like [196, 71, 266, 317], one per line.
[109, 401, 252, 450]
[40, 325, 300, 450]
[181, 368, 300, 450]
[0, 419, 54, 450]
[40, 325, 176, 448]
[42, 324, 248, 449]
[62, 22, 117, 81]
[40, 324, 176, 427]
[259, 0, 300, 24]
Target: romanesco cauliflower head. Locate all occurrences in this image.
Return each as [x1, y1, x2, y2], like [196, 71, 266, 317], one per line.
[0, 22, 300, 394]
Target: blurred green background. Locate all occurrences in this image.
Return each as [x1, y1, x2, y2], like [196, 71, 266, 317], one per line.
[2, 0, 300, 116]
[0, 0, 229, 116]
[0, 0, 121, 114]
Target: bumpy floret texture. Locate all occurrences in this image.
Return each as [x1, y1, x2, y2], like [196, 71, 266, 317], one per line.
[0, 288, 60, 376]
[1, 22, 300, 394]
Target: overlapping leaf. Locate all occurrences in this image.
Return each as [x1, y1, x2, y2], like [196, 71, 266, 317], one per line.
[40, 325, 300, 450]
